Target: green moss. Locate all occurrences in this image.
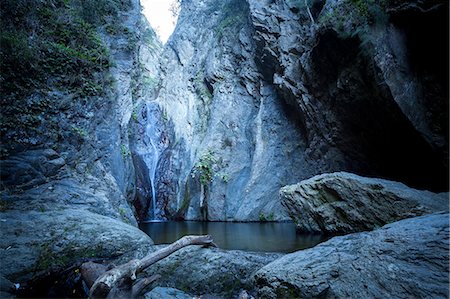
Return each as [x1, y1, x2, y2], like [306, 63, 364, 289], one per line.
[0, 199, 11, 212]
[35, 241, 105, 272]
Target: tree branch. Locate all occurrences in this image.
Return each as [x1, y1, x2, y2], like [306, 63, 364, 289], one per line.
[87, 235, 216, 298]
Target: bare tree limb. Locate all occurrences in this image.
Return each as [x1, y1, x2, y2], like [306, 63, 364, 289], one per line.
[132, 275, 161, 298]
[87, 235, 216, 298]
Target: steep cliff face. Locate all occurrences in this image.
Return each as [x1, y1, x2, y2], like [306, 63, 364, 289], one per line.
[248, 0, 448, 191]
[135, 0, 309, 221]
[138, 0, 448, 221]
[0, 0, 161, 281]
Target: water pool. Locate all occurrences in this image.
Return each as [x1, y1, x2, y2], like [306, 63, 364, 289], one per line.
[139, 221, 327, 253]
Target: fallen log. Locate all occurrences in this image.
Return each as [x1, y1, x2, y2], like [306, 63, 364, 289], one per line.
[83, 235, 216, 299]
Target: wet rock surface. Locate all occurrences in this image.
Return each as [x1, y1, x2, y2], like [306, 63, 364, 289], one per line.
[280, 172, 449, 234]
[254, 212, 450, 299]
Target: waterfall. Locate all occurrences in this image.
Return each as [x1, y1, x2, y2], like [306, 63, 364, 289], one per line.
[143, 102, 162, 221]
[148, 137, 159, 219]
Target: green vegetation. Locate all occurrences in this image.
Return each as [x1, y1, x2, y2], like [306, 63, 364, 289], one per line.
[144, 75, 159, 88]
[119, 207, 126, 216]
[36, 240, 105, 272]
[132, 110, 139, 122]
[72, 126, 88, 138]
[348, 0, 389, 25]
[259, 212, 275, 222]
[350, 0, 370, 16]
[215, 0, 248, 40]
[0, 199, 11, 212]
[218, 173, 230, 183]
[143, 27, 160, 52]
[193, 149, 217, 186]
[0, 0, 120, 98]
[194, 68, 213, 102]
[120, 144, 131, 157]
[0, 0, 132, 154]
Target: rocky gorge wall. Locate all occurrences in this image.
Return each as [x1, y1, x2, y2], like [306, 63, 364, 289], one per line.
[134, 0, 448, 221]
[0, 0, 161, 282]
[0, 0, 448, 295]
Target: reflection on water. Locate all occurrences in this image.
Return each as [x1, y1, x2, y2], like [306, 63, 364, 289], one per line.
[139, 221, 328, 253]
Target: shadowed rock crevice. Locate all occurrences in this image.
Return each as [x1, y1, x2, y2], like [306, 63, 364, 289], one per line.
[389, 2, 449, 162]
[308, 30, 447, 190]
[249, 0, 448, 193]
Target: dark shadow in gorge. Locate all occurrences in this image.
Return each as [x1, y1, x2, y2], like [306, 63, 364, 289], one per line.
[308, 29, 448, 192]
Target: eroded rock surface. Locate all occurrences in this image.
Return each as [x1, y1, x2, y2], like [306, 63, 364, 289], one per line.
[254, 212, 450, 299]
[144, 246, 282, 297]
[0, 209, 153, 282]
[280, 172, 449, 234]
[0, 0, 161, 284]
[140, 0, 448, 221]
[144, 287, 192, 299]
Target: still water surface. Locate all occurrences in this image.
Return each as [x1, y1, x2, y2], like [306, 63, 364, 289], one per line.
[139, 221, 328, 253]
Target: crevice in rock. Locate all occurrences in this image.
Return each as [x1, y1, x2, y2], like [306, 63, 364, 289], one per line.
[389, 3, 449, 167]
[307, 29, 448, 191]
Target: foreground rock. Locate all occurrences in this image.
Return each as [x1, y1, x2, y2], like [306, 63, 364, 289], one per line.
[254, 212, 449, 298]
[144, 246, 282, 297]
[281, 172, 449, 234]
[0, 209, 153, 282]
[144, 287, 192, 299]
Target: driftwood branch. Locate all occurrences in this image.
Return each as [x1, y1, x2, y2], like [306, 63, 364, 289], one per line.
[86, 235, 216, 299]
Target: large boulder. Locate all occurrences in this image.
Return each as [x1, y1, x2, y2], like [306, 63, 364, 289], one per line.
[254, 212, 449, 298]
[0, 209, 153, 282]
[280, 172, 449, 234]
[144, 287, 192, 299]
[144, 246, 282, 297]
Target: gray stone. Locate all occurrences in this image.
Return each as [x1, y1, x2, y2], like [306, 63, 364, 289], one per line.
[144, 246, 282, 297]
[247, 0, 448, 191]
[137, 0, 310, 221]
[254, 212, 450, 299]
[280, 172, 449, 234]
[0, 209, 153, 282]
[0, 275, 14, 293]
[134, 0, 448, 223]
[144, 287, 192, 299]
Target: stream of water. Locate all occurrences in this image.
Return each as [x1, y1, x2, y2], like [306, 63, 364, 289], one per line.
[139, 221, 328, 253]
[144, 103, 161, 220]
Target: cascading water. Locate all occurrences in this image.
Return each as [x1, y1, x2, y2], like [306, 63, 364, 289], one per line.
[141, 102, 164, 221]
[148, 137, 159, 219]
